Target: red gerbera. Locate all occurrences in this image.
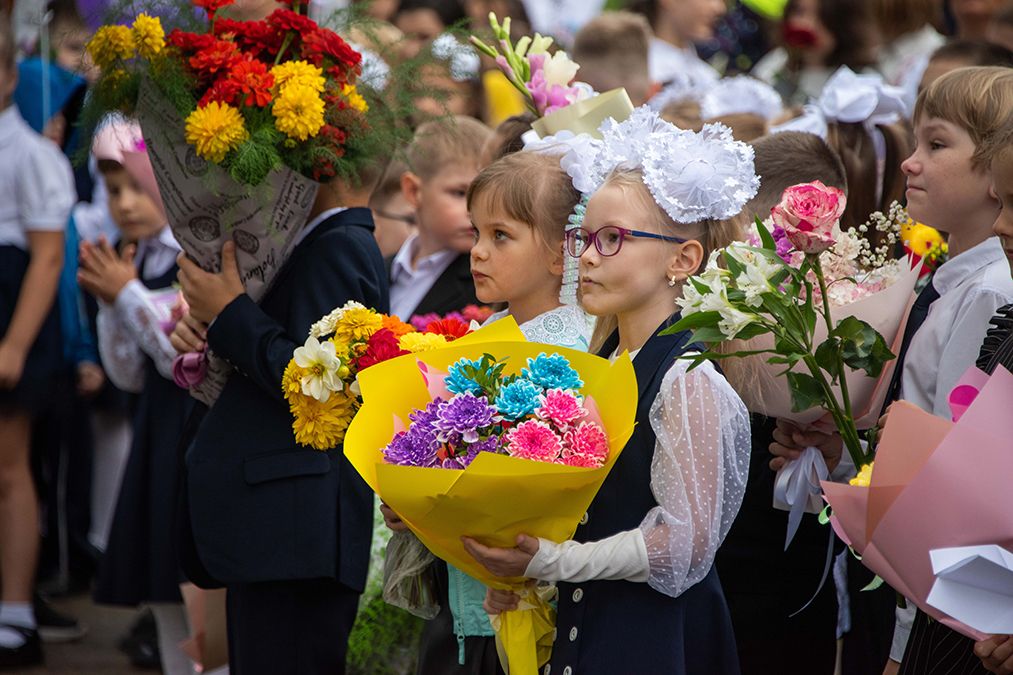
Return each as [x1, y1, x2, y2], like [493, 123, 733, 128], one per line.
[189, 38, 242, 77]
[198, 76, 242, 106]
[424, 318, 471, 341]
[229, 57, 274, 107]
[355, 329, 409, 371]
[192, 0, 235, 17]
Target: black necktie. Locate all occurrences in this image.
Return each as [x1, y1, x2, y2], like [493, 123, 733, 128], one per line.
[882, 280, 941, 410]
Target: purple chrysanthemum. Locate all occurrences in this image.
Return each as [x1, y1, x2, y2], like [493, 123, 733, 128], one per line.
[435, 393, 499, 443]
[383, 425, 440, 467]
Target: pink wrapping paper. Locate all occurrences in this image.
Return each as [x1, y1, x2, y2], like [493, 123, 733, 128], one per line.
[822, 368, 1013, 639]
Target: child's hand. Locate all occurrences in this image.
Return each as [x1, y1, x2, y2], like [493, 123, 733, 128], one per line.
[169, 311, 207, 354]
[76, 362, 106, 398]
[462, 534, 540, 578]
[380, 502, 408, 532]
[78, 237, 138, 304]
[976, 635, 1013, 674]
[0, 341, 26, 390]
[177, 241, 244, 324]
[484, 587, 521, 615]
[769, 416, 844, 472]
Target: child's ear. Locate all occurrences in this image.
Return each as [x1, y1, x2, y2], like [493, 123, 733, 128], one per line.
[401, 172, 423, 209]
[666, 240, 705, 283]
[548, 241, 565, 277]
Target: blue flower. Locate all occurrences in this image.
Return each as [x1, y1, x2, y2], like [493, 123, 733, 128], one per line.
[495, 378, 542, 420]
[521, 353, 583, 391]
[445, 358, 485, 396]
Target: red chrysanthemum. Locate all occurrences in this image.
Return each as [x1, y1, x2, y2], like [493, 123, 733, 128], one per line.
[229, 57, 274, 107]
[198, 76, 242, 106]
[319, 123, 347, 146]
[189, 38, 242, 77]
[192, 0, 235, 16]
[424, 318, 471, 341]
[167, 29, 215, 54]
[355, 329, 408, 371]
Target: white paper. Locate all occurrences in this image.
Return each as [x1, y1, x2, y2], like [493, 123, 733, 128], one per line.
[927, 545, 1013, 634]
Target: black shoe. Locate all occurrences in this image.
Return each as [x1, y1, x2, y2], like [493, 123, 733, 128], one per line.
[33, 594, 88, 643]
[0, 624, 43, 669]
[118, 610, 160, 670]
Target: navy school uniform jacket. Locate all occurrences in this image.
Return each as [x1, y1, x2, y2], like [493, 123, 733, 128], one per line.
[184, 207, 388, 591]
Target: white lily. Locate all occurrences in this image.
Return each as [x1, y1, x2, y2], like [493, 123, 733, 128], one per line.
[717, 305, 759, 339]
[293, 336, 342, 402]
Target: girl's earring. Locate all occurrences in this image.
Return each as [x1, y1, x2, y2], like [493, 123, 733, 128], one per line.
[668, 275, 678, 287]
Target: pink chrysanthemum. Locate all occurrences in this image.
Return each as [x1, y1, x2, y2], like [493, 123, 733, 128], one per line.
[563, 422, 609, 463]
[505, 420, 563, 463]
[535, 388, 588, 429]
[558, 453, 603, 468]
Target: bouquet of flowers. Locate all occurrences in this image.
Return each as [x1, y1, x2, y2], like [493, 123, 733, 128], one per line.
[668, 181, 921, 539]
[282, 302, 475, 450]
[344, 317, 637, 675]
[408, 304, 495, 332]
[86, 0, 395, 405]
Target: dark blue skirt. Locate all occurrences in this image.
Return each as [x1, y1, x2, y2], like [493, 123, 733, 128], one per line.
[0, 245, 62, 414]
[549, 567, 740, 675]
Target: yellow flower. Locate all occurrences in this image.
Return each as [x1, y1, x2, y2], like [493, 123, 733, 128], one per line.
[342, 84, 368, 113]
[290, 389, 357, 450]
[132, 14, 164, 59]
[849, 462, 874, 487]
[902, 220, 946, 258]
[281, 360, 306, 401]
[185, 101, 248, 163]
[271, 61, 325, 94]
[87, 25, 135, 70]
[398, 332, 449, 353]
[333, 307, 383, 342]
[272, 83, 326, 141]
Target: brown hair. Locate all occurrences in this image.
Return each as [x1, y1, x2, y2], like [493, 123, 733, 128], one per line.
[747, 131, 847, 218]
[708, 113, 768, 143]
[572, 11, 652, 105]
[466, 150, 581, 253]
[873, 0, 940, 41]
[588, 167, 743, 352]
[914, 66, 1013, 170]
[929, 39, 1013, 68]
[369, 158, 409, 207]
[783, 0, 879, 71]
[483, 112, 536, 163]
[405, 115, 492, 180]
[660, 99, 704, 132]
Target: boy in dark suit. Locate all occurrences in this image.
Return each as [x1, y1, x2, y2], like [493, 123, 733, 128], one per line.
[173, 165, 388, 675]
[389, 115, 491, 320]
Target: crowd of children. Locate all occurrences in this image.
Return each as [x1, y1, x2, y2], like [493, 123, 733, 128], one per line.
[2, 0, 1013, 674]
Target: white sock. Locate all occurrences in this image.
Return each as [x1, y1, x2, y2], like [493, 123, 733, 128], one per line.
[0, 602, 36, 648]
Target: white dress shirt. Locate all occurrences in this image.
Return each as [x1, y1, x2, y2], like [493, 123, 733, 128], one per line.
[389, 234, 458, 320]
[648, 38, 719, 88]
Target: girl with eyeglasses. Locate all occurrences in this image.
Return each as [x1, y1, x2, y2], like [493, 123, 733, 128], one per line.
[462, 112, 756, 675]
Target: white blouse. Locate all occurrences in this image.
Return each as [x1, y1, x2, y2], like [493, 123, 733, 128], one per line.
[0, 106, 74, 250]
[526, 359, 751, 599]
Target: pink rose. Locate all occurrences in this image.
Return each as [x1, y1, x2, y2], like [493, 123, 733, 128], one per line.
[770, 181, 846, 254]
[172, 352, 208, 388]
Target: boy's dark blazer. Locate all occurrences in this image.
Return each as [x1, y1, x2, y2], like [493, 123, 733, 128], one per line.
[184, 207, 388, 592]
[384, 252, 479, 318]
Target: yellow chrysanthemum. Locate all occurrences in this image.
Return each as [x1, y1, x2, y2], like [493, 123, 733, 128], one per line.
[849, 462, 874, 487]
[901, 220, 945, 258]
[132, 14, 164, 59]
[333, 307, 383, 342]
[185, 101, 248, 163]
[382, 315, 414, 338]
[282, 360, 306, 401]
[290, 389, 357, 450]
[272, 83, 326, 141]
[87, 25, 135, 70]
[398, 332, 449, 353]
[271, 61, 325, 94]
[342, 84, 368, 113]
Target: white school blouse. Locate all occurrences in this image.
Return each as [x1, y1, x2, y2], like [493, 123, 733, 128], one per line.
[0, 106, 74, 250]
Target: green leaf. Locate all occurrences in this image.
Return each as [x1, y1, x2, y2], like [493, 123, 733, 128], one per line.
[861, 575, 886, 592]
[814, 338, 841, 381]
[833, 316, 896, 377]
[818, 505, 832, 525]
[731, 323, 772, 341]
[690, 326, 732, 343]
[663, 310, 722, 334]
[754, 216, 777, 251]
[724, 254, 746, 280]
[786, 371, 826, 412]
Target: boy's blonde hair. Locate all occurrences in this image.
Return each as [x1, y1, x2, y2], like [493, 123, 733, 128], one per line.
[588, 168, 743, 352]
[466, 151, 581, 252]
[572, 11, 652, 106]
[914, 66, 1013, 171]
[405, 115, 491, 180]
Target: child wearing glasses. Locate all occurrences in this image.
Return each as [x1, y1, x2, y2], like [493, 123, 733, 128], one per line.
[382, 149, 594, 675]
[463, 109, 756, 675]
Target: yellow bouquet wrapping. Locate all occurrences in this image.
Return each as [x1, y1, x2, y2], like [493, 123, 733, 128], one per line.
[344, 318, 637, 674]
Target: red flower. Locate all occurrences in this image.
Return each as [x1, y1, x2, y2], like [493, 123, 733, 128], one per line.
[266, 8, 317, 37]
[167, 30, 215, 54]
[213, 18, 284, 55]
[424, 318, 471, 341]
[355, 329, 408, 371]
[193, 0, 235, 16]
[198, 76, 241, 106]
[229, 57, 274, 107]
[301, 27, 361, 69]
[319, 123, 347, 147]
[189, 38, 242, 77]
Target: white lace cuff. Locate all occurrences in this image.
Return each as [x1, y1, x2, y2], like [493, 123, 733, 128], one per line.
[524, 530, 650, 584]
